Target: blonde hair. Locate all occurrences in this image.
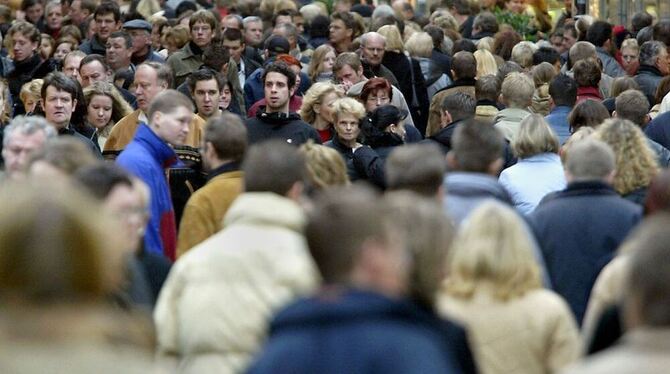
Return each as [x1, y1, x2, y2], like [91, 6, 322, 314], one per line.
[332, 97, 366, 122]
[621, 38, 639, 52]
[83, 81, 134, 128]
[299, 141, 350, 190]
[299, 82, 343, 125]
[0, 79, 9, 124]
[377, 24, 405, 53]
[19, 79, 43, 109]
[477, 36, 494, 52]
[308, 44, 336, 84]
[531, 62, 557, 87]
[444, 201, 542, 301]
[501, 72, 534, 108]
[560, 127, 595, 164]
[595, 118, 658, 195]
[511, 41, 538, 69]
[405, 32, 433, 58]
[163, 25, 190, 50]
[474, 49, 497, 78]
[512, 114, 560, 158]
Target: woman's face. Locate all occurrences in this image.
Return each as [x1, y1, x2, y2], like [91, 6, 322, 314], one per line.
[334, 113, 360, 143]
[220, 84, 232, 110]
[23, 97, 37, 113]
[53, 42, 72, 61]
[317, 91, 339, 124]
[621, 47, 639, 70]
[385, 119, 406, 140]
[39, 39, 53, 59]
[321, 50, 336, 73]
[87, 94, 113, 129]
[364, 88, 391, 112]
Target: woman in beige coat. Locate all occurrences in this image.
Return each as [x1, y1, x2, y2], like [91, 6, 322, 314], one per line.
[438, 202, 581, 374]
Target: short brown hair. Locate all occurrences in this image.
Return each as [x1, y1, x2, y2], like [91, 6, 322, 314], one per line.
[8, 20, 41, 44]
[615, 89, 650, 126]
[568, 99, 610, 132]
[189, 9, 218, 32]
[242, 140, 306, 196]
[204, 113, 247, 162]
[451, 51, 477, 80]
[147, 89, 194, 122]
[451, 119, 504, 172]
[333, 52, 361, 74]
[386, 144, 445, 197]
[573, 58, 601, 88]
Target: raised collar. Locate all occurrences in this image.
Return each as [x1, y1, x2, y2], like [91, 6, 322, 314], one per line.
[134, 123, 179, 168]
[208, 161, 241, 181]
[637, 64, 663, 77]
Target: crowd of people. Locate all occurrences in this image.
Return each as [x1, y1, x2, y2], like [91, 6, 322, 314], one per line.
[1, 0, 670, 372]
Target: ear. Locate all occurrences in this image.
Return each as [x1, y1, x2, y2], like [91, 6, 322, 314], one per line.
[222, 62, 229, 75]
[487, 157, 504, 175]
[612, 110, 617, 118]
[446, 151, 459, 170]
[71, 98, 77, 112]
[313, 103, 321, 114]
[346, 28, 353, 39]
[605, 169, 617, 185]
[357, 65, 364, 77]
[40, 99, 46, 112]
[151, 111, 162, 127]
[285, 181, 304, 201]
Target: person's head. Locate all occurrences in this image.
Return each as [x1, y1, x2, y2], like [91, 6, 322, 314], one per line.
[452, 39, 476, 54]
[631, 11, 653, 35]
[614, 89, 650, 127]
[105, 31, 132, 70]
[504, 0, 527, 14]
[654, 76, 670, 105]
[594, 118, 657, 195]
[189, 10, 218, 48]
[474, 49, 497, 79]
[146, 90, 193, 146]
[644, 170, 670, 215]
[377, 24, 404, 54]
[299, 142, 349, 191]
[53, 38, 75, 61]
[329, 11, 355, 45]
[202, 40, 231, 74]
[496, 60, 523, 83]
[512, 114, 560, 159]
[261, 62, 296, 114]
[568, 41, 597, 69]
[308, 44, 337, 83]
[2, 116, 56, 179]
[222, 14, 243, 31]
[531, 62, 558, 90]
[334, 52, 365, 86]
[360, 77, 392, 113]
[363, 104, 408, 144]
[620, 38, 639, 72]
[134, 62, 172, 112]
[586, 20, 613, 49]
[432, 92, 475, 136]
[242, 140, 306, 198]
[564, 138, 616, 183]
[567, 99, 610, 133]
[299, 82, 344, 126]
[573, 57, 601, 88]
[332, 97, 366, 145]
[639, 41, 670, 76]
[501, 72, 534, 109]
[202, 113, 247, 170]
[532, 46, 561, 69]
[39, 33, 55, 60]
[21, 0, 43, 24]
[93, 1, 121, 42]
[405, 32, 433, 58]
[451, 51, 477, 80]
[448, 118, 504, 174]
[45, 1, 63, 31]
[163, 25, 190, 54]
[263, 35, 291, 60]
[511, 41, 538, 70]
[79, 54, 112, 88]
[242, 16, 263, 47]
[444, 201, 541, 301]
[19, 79, 43, 114]
[69, 0, 95, 26]
[475, 74, 500, 104]
[548, 73, 577, 108]
[386, 143, 445, 198]
[653, 20, 670, 48]
[0, 80, 9, 124]
[472, 11, 498, 37]
[8, 21, 40, 62]
[62, 50, 86, 82]
[123, 21, 152, 57]
[188, 69, 224, 119]
[360, 32, 386, 67]
[40, 72, 78, 129]
[83, 80, 133, 130]
[493, 29, 522, 61]
[222, 27, 244, 63]
[28, 137, 98, 180]
[609, 76, 640, 99]
[150, 16, 169, 51]
[274, 22, 299, 51]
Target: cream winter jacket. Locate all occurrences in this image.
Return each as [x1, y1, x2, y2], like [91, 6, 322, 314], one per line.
[154, 192, 319, 374]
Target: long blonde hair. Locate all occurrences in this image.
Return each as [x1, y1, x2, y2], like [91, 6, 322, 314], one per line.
[83, 81, 134, 128]
[308, 44, 336, 84]
[299, 82, 343, 125]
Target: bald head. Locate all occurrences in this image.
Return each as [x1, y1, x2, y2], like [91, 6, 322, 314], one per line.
[361, 32, 386, 67]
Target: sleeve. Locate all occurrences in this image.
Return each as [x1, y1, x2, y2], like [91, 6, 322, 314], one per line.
[154, 260, 188, 368]
[176, 199, 216, 259]
[227, 58, 246, 114]
[392, 87, 416, 128]
[426, 92, 444, 136]
[546, 295, 582, 372]
[352, 146, 386, 189]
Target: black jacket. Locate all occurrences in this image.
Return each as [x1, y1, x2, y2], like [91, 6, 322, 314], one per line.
[324, 135, 362, 181]
[245, 109, 321, 146]
[7, 53, 47, 115]
[381, 51, 430, 135]
[634, 64, 664, 106]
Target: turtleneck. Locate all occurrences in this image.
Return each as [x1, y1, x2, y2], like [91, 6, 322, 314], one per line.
[189, 41, 203, 56]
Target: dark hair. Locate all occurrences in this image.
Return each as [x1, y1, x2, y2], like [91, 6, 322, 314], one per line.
[475, 74, 500, 102]
[360, 77, 392, 103]
[615, 89, 650, 126]
[242, 140, 306, 196]
[222, 27, 242, 42]
[549, 74, 577, 107]
[451, 118, 504, 172]
[473, 11, 498, 34]
[309, 15, 331, 39]
[632, 11, 653, 34]
[147, 89, 194, 121]
[423, 25, 444, 50]
[452, 51, 477, 80]
[637, 26, 654, 46]
[74, 163, 133, 200]
[441, 92, 476, 122]
[108, 31, 132, 49]
[568, 99, 610, 132]
[94, 1, 120, 22]
[331, 11, 356, 31]
[20, 0, 41, 11]
[204, 113, 247, 162]
[80, 54, 111, 72]
[496, 60, 523, 83]
[586, 21, 612, 48]
[452, 0, 471, 15]
[573, 58, 601, 88]
[262, 62, 296, 89]
[452, 39, 476, 54]
[653, 20, 670, 47]
[202, 40, 231, 72]
[493, 30, 522, 61]
[386, 144, 445, 197]
[533, 46, 560, 66]
[188, 69, 225, 93]
[655, 76, 670, 105]
[610, 76, 640, 97]
[41, 72, 78, 101]
[272, 9, 295, 27]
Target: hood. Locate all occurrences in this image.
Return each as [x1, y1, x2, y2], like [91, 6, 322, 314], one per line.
[492, 107, 530, 124]
[223, 192, 305, 233]
[255, 108, 303, 126]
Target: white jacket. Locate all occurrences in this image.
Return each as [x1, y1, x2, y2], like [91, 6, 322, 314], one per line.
[154, 192, 319, 374]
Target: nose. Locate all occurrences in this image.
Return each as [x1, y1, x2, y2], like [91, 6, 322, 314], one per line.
[204, 93, 211, 102]
[97, 108, 105, 117]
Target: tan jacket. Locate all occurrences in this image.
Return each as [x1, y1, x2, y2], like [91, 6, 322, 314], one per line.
[427, 85, 476, 136]
[176, 170, 243, 258]
[154, 192, 319, 374]
[103, 110, 205, 159]
[439, 287, 581, 374]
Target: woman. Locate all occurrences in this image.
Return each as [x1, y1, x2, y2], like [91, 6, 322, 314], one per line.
[567, 99, 610, 134]
[595, 118, 658, 205]
[53, 37, 75, 62]
[19, 78, 43, 115]
[39, 33, 55, 60]
[530, 62, 557, 116]
[405, 31, 451, 98]
[650, 76, 670, 119]
[574, 58, 603, 103]
[299, 82, 344, 143]
[499, 114, 566, 215]
[307, 44, 336, 84]
[438, 202, 581, 374]
[299, 141, 350, 194]
[325, 97, 368, 181]
[474, 49, 498, 79]
[359, 78, 422, 141]
[83, 81, 133, 150]
[601, 76, 640, 114]
[0, 80, 10, 126]
[620, 38, 639, 76]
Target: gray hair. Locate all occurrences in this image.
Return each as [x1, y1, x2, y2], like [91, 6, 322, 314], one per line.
[276, 22, 298, 40]
[3, 116, 57, 148]
[565, 138, 616, 181]
[371, 4, 394, 20]
[360, 32, 385, 47]
[639, 40, 666, 66]
[242, 16, 262, 27]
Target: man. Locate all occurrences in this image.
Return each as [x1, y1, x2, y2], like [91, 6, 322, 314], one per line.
[241, 16, 265, 66]
[545, 74, 578, 144]
[427, 51, 478, 135]
[116, 90, 193, 261]
[566, 41, 612, 98]
[329, 11, 355, 54]
[561, 24, 578, 64]
[359, 32, 399, 87]
[247, 187, 462, 373]
[61, 50, 86, 82]
[177, 113, 246, 256]
[104, 62, 205, 159]
[386, 143, 446, 200]
[443, 119, 512, 226]
[274, 23, 310, 66]
[123, 19, 165, 66]
[471, 11, 498, 41]
[44, 1, 63, 38]
[40, 72, 99, 153]
[2, 116, 56, 180]
[68, 0, 95, 30]
[586, 21, 626, 78]
[494, 72, 534, 142]
[155, 140, 319, 372]
[105, 31, 134, 75]
[6, 21, 46, 115]
[79, 1, 121, 56]
[79, 54, 138, 109]
[473, 74, 500, 123]
[632, 11, 653, 37]
[223, 27, 260, 89]
[245, 62, 320, 145]
[425, 92, 476, 154]
[530, 138, 642, 325]
[188, 69, 225, 120]
[634, 41, 670, 106]
[451, 0, 475, 39]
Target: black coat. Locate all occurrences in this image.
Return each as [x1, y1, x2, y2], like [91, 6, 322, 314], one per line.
[245, 109, 321, 146]
[381, 51, 430, 135]
[324, 136, 362, 181]
[7, 53, 47, 115]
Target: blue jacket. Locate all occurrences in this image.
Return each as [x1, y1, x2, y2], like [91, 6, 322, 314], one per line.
[443, 172, 513, 226]
[117, 124, 181, 260]
[530, 181, 642, 325]
[545, 106, 572, 145]
[247, 288, 463, 374]
[645, 110, 670, 150]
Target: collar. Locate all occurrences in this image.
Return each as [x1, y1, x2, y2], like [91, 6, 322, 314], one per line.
[134, 123, 179, 168]
[207, 161, 241, 181]
[565, 180, 616, 194]
[577, 86, 602, 99]
[138, 111, 148, 124]
[446, 77, 477, 89]
[187, 41, 203, 57]
[550, 105, 572, 114]
[638, 64, 663, 76]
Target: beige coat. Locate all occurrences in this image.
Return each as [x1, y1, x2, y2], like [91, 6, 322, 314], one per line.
[439, 287, 581, 374]
[154, 192, 319, 374]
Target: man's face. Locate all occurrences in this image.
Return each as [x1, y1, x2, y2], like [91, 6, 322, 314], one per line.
[191, 21, 213, 48]
[106, 36, 131, 69]
[2, 130, 47, 179]
[223, 38, 244, 63]
[362, 37, 385, 66]
[25, 3, 43, 24]
[62, 55, 83, 82]
[294, 15, 305, 35]
[151, 24, 162, 49]
[264, 71, 291, 112]
[657, 49, 670, 76]
[134, 65, 166, 112]
[244, 21, 263, 47]
[334, 113, 360, 143]
[193, 78, 221, 118]
[46, 4, 63, 30]
[551, 35, 566, 54]
[69, 0, 86, 25]
[329, 19, 352, 44]
[336, 64, 363, 86]
[151, 106, 192, 145]
[505, 0, 526, 14]
[11, 32, 37, 62]
[104, 184, 147, 252]
[275, 15, 292, 27]
[80, 60, 110, 88]
[127, 29, 151, 55]
[95, 13, 120, 41]
[42, 86, 76, 129]
[563, 31, 577, 51]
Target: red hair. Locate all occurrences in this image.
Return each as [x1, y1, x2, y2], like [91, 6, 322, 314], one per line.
[360, 77, 393, 103]
[275, 54, 302, 69]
